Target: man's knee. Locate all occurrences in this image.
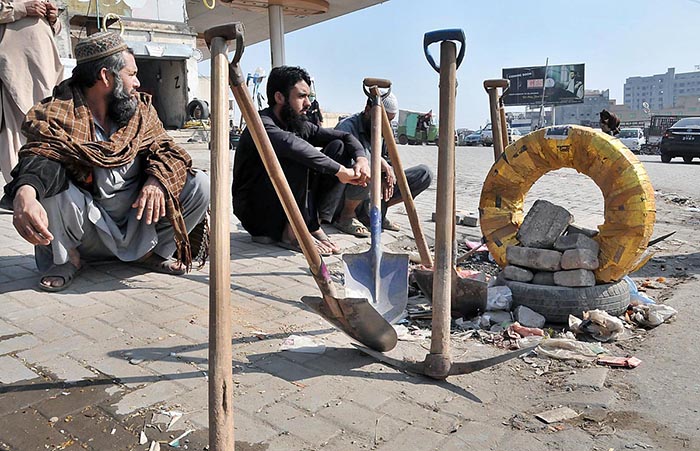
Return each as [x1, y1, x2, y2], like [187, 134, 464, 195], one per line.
[409, 164, 433, 195]
[183, 170, 210, 207]
[323, 139, 351, 166]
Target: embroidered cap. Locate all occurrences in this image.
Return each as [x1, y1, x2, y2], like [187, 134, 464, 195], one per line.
[74, 31, 128, 64]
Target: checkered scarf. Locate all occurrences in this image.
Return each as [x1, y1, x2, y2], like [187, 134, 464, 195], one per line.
[20, 79, 195, 269]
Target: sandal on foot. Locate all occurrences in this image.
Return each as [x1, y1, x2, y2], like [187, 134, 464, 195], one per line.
[38, 261, 82, 292]
[136, 254, 186, 275]
[277, 239, 332, 257]
[382, 218, 401, 231]
[332, 217, 370, 238]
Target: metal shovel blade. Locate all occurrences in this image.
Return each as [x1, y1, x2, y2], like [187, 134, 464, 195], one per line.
[302, 295, 398, 352]
[413, 267, 487, 318]
[343, 250, 409, 324]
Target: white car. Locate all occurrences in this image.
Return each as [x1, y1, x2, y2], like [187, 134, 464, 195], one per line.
[618, 128, 645, 152]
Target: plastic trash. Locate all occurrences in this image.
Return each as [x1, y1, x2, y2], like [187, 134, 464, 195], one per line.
[508, 322, 545, 337]
[628, 304, 677, 328]
[536, 338, 607, 362]
[279, 335, 326, 354]
[568, 310, 625, 342]
[623, 276, 655, 304]
[486, 285, 513, 311]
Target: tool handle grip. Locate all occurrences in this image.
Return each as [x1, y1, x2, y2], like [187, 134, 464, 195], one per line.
[423, 29, 466, 73]
[363, 77, 392, 89]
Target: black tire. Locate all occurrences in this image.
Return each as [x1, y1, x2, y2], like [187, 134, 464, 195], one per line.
[661, 153, 672, 163]
[683, 156, 694, 163]
[187, 99, 210, 120]
[398, 134, 408, 145]
[505, 280, 630, 323]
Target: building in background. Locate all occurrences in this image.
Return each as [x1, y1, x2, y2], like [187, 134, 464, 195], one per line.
[624, 67, 700, 112]
[553, 90, 616, 127]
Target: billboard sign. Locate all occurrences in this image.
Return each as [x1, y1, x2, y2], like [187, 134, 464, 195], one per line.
[502, 63, 585, 106]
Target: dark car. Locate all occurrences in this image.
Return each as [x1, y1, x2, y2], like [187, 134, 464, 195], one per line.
[659, 117, 700, 163]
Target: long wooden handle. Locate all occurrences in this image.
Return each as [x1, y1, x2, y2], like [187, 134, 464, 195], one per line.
[485, 88, 504, 161]
[371, 87, 433, 268]
[431, 40, 457, 358]
[363, 77, 391, 89]
[228, 66, 343, 318]
[208, 36, 235, 451]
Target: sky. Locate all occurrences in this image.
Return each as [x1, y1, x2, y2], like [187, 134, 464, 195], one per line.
[200, 0, 700, 130]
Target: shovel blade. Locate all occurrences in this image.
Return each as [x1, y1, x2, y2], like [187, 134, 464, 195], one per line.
[301, 295, 398, 352]
[342, 251, 409, 324]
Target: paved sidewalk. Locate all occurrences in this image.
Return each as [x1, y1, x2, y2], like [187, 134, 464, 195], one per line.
[0, 139, 697, 450]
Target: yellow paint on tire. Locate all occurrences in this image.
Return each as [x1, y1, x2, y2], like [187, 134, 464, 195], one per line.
[479, 125, 655, 282]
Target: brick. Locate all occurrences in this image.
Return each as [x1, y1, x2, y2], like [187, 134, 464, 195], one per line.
[0, 334, 41, 356]
[460, 215, 479, 227]
[532, 271, 555, 285]
[506, 246, 562, 271]
[318, 400, 404, 441]
[0, 408, 72, 451]
[554, 233, 600, 253]
[0, 355, 40, 383]
[375, 425, 447, 451]
[517, 199, 573, 248]
[566, 223, 599, 238]
[260, 402, 340, 445]
[554, 269, 596, 287]
[503, 265, 534, 282]
[561, 248, 600, 270]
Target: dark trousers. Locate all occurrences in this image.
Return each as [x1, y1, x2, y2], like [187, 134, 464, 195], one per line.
[234, 139, 353, 241]
[317, 163, 433, 223]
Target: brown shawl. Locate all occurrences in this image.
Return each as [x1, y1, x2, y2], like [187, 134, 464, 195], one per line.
[20, 79, 195, 269]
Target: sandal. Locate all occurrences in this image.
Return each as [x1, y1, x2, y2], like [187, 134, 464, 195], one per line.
[332, 217, 370, 238]
[277, 239, 332, 257]
[38, 261, 82, 292]
[382, 218, 401, 232]
[136, 254, 186, 275]
[311, 230, 342, 255]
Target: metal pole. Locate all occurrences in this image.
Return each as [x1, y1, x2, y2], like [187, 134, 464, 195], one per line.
[208, 36, 234, 451]
[268, 4, 285, 67]
[538, 57, 549, 129]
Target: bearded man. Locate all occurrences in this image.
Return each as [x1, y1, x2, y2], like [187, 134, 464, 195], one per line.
[0, 31, 210, 291]
[232, 65, 369, 255]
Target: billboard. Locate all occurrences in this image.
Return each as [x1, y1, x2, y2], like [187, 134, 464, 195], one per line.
[502, 64, 585, 106]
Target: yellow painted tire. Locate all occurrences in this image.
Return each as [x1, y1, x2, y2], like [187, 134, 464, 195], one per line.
[479, 125, 655, 283]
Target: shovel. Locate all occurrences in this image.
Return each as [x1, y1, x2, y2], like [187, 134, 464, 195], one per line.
[355, 29, 532, 379]
[342, 78, 410, 324]
[204, 24, 397, 352]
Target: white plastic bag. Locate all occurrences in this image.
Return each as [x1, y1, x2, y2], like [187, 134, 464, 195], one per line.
[486, 286, 513, 311]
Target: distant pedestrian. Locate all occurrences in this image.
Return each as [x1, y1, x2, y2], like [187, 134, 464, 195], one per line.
[600, 109, 621, 136]
[0, 0, 64, 183]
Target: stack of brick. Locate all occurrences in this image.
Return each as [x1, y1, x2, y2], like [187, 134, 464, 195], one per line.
[502, 200, 600, 288]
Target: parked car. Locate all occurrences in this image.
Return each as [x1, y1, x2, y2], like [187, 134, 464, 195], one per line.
[464, 130, 483, 146]
[618, 127, 646, 152]
[480, 123, 493, 145]
[507, 127, 521, 144]
[659, 117, 700, 163]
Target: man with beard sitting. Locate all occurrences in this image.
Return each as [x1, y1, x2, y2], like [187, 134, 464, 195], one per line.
[232, 65, 369, 255]
[0, 31, 210, 291]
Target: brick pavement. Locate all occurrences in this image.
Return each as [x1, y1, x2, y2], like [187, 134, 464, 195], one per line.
[0, 137, 697, 450]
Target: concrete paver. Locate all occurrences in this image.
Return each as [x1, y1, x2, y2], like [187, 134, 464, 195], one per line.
[1, 139, 699, 450]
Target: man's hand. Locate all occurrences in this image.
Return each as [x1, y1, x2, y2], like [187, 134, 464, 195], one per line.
[353, 156, 370, 187]
[45, 1, 58, 25]
[132, 176, 167, 224]
[24, 0, 47, 17]
[335, 166, 363, 185]
[382, 163, 396, 201]
[12, 185, 53, 246]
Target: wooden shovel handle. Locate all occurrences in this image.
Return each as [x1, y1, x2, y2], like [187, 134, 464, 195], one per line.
[370, 87, 433, 268]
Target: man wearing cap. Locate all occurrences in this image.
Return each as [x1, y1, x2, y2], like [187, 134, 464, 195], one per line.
[0, 0, 64, 184]
[1, 31, 210, 291]
[233, 65, 369, 255]
[324, 93, 432, 236]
